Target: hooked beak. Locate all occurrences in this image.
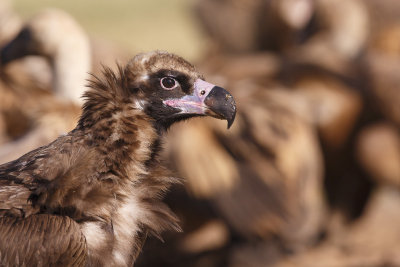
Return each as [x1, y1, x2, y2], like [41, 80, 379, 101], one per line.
[163, 79, 236, 129]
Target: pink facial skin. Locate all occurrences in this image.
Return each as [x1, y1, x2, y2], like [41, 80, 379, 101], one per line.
[163, 79, 217, 114]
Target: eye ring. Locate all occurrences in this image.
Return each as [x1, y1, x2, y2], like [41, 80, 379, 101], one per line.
[160, 77, 178, 90]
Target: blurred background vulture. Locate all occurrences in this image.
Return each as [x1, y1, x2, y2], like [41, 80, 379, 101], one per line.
[0, 8, 89, 164]
[1, 0, 400, 266]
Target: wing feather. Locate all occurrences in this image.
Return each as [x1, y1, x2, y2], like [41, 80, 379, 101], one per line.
[0, 214, 87, 266]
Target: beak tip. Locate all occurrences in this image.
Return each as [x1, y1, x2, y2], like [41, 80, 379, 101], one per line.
[226, 110, 236, 129]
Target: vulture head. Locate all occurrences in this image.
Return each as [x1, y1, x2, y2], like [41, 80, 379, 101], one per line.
[0, 8, 91, 103]
[0, 8, 89, 63]
[127, 51, 236, 129]
[82, 50, 236, 131]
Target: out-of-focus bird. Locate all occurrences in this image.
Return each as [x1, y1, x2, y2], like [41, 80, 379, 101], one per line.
[193, 0, 315, 53]
[356, 123, 400, 188]
[1, 8, 91, 103]
[274, 186, 400, 267]
[0, 8, 92, 163]
[193, 0, 368, 61]
[278, 63, 363, 149]
[0, 51, 236, 266]
[355, 0, 400, 195]
[0, 0, 51, 93]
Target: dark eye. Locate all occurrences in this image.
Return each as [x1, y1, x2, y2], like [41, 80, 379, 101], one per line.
[160, 77, 178, 90]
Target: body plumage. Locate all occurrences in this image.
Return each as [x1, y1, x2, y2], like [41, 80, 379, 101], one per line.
[0, 51, 236, 266]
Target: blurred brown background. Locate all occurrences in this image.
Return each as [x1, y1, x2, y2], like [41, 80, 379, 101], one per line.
[1, 0, 400, 266]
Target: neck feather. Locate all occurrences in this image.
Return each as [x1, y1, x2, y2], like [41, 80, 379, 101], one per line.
[77, 65, 165, 178]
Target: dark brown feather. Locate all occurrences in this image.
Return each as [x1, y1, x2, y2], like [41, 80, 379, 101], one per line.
[0, 51, 214, 266]
[0, 214, 87, 266]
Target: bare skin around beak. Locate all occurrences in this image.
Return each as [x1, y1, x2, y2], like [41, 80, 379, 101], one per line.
[164, 79, 237, 128]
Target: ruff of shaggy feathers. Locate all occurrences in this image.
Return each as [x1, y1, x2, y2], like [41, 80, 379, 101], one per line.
[75, 62, 184, 234]
[0, 61, 182, 265]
